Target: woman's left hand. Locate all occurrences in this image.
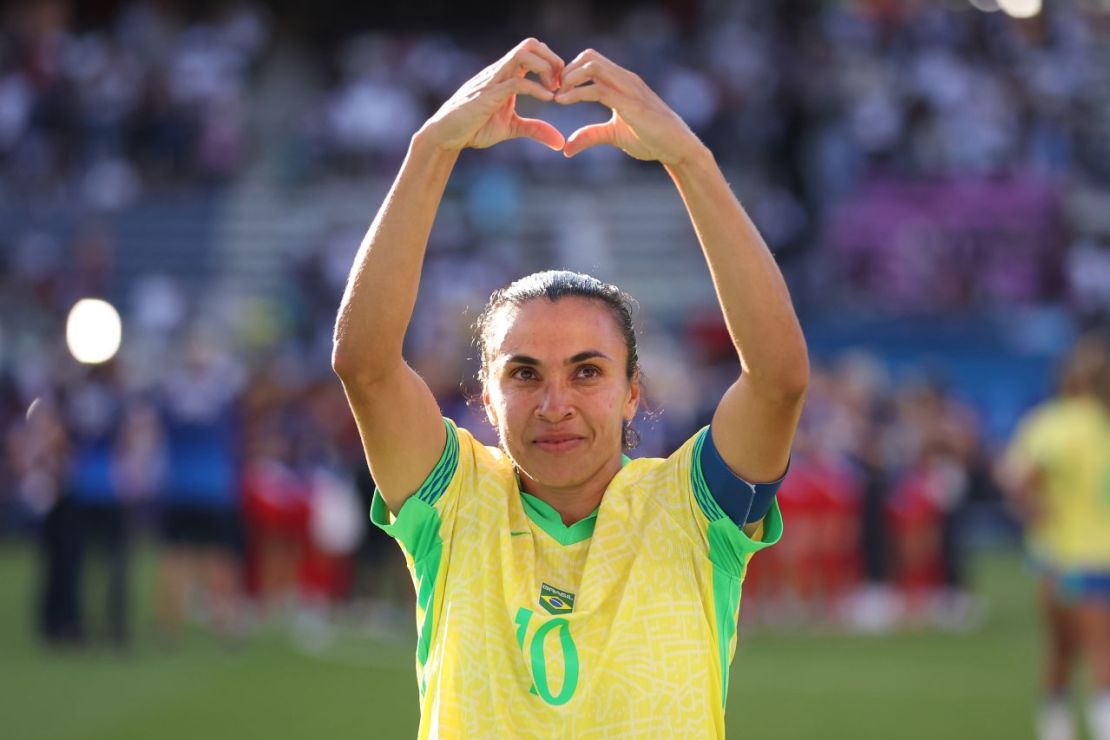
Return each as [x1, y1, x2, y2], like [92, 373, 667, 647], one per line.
[553, 49, 704, 166]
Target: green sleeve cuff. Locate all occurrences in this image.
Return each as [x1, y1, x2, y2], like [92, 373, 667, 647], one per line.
[371, 489, 441, 563]
[368, 418, 459, 562]
[412, 418, 459, 506]
[706, 498, 784, 578]
[746, 497, 784, 550]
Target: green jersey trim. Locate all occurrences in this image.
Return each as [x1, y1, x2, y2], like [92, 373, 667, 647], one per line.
[706, 499, 784, 576]
[370, 491, 442, 696]
[691, 425, 785, 562]
[705, 500, 783, 708]
[691, 427, 727, 522]
[416, 418, 459, 505]
[710, 566, 742, 708]
[366, 418, 458, 696]
[513, 454, 628, 546]
[519, 492, 598, 546]
[697, 423, 784, 709]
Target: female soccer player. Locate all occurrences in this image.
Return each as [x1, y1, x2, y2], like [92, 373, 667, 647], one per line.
[1003, 335, 1110, 740]
[332, 39, 808, 737]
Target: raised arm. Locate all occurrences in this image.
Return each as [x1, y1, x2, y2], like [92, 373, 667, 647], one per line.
[332, 39, 565, 515]
[555, 50, 808, 486]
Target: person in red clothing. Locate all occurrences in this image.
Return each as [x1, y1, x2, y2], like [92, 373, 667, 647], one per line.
[243, 427, 309, 611]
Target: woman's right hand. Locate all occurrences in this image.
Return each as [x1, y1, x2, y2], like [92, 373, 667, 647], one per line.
[419, 38, 565, 152]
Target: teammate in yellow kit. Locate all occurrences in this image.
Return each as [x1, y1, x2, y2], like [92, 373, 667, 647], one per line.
[1003, 334, 1110, 740]
[332, 39, 808, 737]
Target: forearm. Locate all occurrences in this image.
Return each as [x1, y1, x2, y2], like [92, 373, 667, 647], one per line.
[665, 146, 808, 397]
[332, 131, 459, 379]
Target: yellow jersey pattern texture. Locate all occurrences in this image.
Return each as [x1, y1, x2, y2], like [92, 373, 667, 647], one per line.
[371, 419, 783, 738]
[1007, 397, 1110, 570]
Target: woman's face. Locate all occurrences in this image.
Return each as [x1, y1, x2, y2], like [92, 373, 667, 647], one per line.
[482, 297, 640, 492]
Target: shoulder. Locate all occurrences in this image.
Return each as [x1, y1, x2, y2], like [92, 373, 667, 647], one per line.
[1013, 400, 1065, 446]
[369, 419, 516, 551]
[615, 431, 703, 492]
[616, 428, 783, 574]
[607, 429, 709, 527]
[440, 421, 520, 512]
[1028, 399, 1103, 438]
[452, 421, 514, 476]
[1017, 400, 1055, 428]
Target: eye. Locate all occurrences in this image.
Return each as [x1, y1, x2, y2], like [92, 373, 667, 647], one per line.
[510, 366, 538, 381]
[575, 364, 601, 379]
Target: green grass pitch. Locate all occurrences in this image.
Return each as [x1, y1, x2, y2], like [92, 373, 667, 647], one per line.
[0, 544, 1048, 739]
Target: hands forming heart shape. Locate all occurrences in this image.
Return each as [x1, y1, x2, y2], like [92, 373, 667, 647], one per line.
[420, 38, 703, 168]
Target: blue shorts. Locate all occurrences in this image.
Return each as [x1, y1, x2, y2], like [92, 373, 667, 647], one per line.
[1055, 570, 1110, 605]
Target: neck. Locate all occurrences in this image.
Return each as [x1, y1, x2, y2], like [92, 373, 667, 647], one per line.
[519, 454, 623, 526]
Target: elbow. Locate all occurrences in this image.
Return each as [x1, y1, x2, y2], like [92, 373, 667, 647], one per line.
[772, 369, 809, 405]
[749, 351, 809, 403]
[331, 321, 383, 381]
[331, 352, 352, 380]
[780, 354, 810, 400]
[332, 353, 376, 386]
[331, 311, 375, 380]
[331, 337, 364, 381]
[331, 350, 378, 388]
[331, 337, 399, 387]
[781, 339, 811, 399]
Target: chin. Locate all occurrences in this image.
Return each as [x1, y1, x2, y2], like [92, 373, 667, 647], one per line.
[515, 450, 594, 489]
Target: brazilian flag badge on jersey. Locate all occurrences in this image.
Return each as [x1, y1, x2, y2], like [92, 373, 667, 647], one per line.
[539, 583, 575, 615]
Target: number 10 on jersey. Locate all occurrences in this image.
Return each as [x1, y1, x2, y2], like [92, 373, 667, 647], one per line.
[514, 607, 580, 706]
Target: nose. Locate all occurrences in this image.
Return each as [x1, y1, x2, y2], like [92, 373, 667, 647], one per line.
[536, 378, 574, 422]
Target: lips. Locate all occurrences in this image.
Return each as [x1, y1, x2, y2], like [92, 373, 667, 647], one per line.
[532, 433, 585, 453]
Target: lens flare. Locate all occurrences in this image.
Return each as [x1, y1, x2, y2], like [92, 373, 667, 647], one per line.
[998, 0, 1042, 18]
[66, 298, 122, 364]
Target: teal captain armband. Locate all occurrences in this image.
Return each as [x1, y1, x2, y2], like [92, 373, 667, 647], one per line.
[700, 425, 786, 525]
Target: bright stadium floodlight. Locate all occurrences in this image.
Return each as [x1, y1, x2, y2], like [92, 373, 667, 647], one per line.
[968, 0, 1000, 11]
[66, 298, 122, 365]
[998, 0, 1042, 17]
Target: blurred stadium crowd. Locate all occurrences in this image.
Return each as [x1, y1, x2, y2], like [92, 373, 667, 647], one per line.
[2, 0, 1109, 647]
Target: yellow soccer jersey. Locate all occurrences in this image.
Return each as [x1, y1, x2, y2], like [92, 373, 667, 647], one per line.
[1006, 397, 1110, 570]
[371, 419, 783, 738]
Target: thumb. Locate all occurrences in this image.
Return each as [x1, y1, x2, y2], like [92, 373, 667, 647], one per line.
[563, 122, 615, 158]
[511, 116, 565, 151]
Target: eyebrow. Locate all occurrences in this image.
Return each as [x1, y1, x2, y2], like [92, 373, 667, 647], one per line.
[504, 350, 612, 366]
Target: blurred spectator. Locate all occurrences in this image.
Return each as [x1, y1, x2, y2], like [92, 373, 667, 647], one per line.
[894, 379, 981, 621]
[243, 420, 308, 614]
[13, 392, 77, 643]
[155, 330, 245, 643]
[65, 363, 132, 647]
[0, 1, 269, 202]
